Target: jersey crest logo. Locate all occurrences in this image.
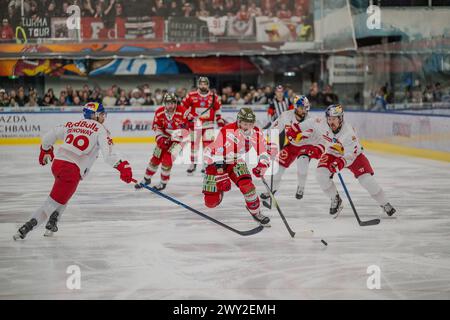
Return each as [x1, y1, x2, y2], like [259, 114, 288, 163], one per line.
[226, 132, 239, 144]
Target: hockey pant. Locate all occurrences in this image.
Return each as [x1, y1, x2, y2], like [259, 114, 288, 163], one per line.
[316, 153, 388, 205]
[271, 143, 324, 192]
[31, 159, 80, 227]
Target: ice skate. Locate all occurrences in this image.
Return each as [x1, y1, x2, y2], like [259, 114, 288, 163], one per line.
[260, 191, 272, 200]
[44, 211, 59, 237]
[295, 186, 304, 200]
[135, 177, 151, 190]
[261, 190, 275, 209]
[154, 182, 167, 191]
[13, 218, 37, 240]
[382, 203, 396, 217]
[251, 211, 271, 227]
[330, 194, 343, 218]
[186, 164, 197, 175]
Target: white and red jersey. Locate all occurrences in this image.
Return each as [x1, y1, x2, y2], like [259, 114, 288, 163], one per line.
[204, 122, 270, 165]
[152, 105, 190, 144]
[321, 121, 363, 167]
[41, 119, 122, 178]
[278, 110, 326, 148]
[181, 90, 223, 128]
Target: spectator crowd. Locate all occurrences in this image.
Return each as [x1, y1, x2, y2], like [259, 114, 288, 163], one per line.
[0, 0, 310, 41]
[371, 82, 447, 111]
[0, 81, 339, 108]
[2, 80, 449, 109]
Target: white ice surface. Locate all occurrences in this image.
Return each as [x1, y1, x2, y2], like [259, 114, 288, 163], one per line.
[0, 144, 449, 299]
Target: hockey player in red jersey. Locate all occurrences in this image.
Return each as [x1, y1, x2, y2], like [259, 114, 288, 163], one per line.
[202, 107, 272, 226]
[181, 76, 226, 175]
[135, 93, 190, 191]
[13, 102, 134, 240]
[316, 104, 396, 217]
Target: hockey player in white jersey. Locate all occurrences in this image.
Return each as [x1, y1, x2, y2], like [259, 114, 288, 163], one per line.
[316, 104, 396, 217]
[13, 102, 134, 240]
[260, 95, 325, 206]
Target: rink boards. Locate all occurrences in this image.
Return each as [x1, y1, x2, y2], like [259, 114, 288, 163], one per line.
[0, 109, 449, 162]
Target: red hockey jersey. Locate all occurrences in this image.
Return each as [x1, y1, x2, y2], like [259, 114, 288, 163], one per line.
[181, 90, 223, 128]
[204, 122, 270, 165]
[153, 105, 190, 143]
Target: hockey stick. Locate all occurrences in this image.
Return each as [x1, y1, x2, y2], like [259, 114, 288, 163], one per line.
[335, 172, 381, 227]
[188, 92, 216, 123]
[261, 176, 296, 238]
[269, 156, 274, 210]
[132, 179, 264, 236]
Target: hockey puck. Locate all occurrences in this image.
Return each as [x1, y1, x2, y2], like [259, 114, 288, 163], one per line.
[321, 239, 328, 246]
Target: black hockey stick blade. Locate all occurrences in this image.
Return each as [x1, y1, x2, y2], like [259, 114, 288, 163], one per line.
[336, 172, 381, 227]
[359, 218, 381, 226]
[137, 182, 264, 236]
[261, 177, 296, 238]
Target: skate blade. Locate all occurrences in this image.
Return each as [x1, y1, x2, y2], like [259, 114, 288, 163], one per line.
[331, 204, 343, 219]
[44, 230, 54, 237]
[13, 233, 23, 241]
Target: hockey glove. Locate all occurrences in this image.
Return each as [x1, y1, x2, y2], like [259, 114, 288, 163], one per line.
[216, 117, 226, 128]
[326, 155, 345, 173]
[214, 162, 231, 192]
[156, 136, 170, 149]
[39, 145, 54, 166]
[252, 161, 269, 178]
[115, 160, 133, 184]
[286, 123, 302, 143]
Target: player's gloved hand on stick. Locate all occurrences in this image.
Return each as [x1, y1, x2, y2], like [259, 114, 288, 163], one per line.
[156, 136, 170, 149]
[39, 145, 54, 166]
[252, 161, 269, 178]
[115, 160, 133, 184]
[326, 155, 345, 173]
[216, 117, 226, 128]
[306, 146, 322, 159]
[286, 123, 301, 142]
[215, 162, 231, 192]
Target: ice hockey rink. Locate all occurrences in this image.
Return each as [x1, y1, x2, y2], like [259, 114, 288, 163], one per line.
[1, 144, 449, 300]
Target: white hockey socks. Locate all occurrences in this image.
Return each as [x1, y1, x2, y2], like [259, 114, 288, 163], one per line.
[31, 196, 64, 227]
[296, 155, 310, 190]
[358, 174, 388, 206]
[316, 167, 338, 200]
